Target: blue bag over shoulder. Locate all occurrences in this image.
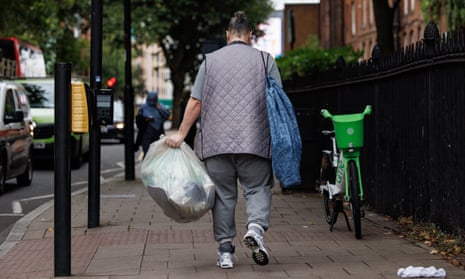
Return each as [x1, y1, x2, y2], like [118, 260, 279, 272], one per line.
[262, 52, 302, 187]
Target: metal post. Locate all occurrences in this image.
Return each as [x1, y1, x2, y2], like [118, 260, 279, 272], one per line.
[124, 0, 135, 180]
[54, 62, 71, 276]
[89, 0, 103, 228]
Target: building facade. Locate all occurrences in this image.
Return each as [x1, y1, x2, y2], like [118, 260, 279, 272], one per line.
[344, 0, 428, 59]
[311, 0, 447, 60]
[134, 44, 173, 106]
[283, 3, 320, 52]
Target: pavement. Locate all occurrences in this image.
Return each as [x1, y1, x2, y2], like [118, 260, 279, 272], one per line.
[0, 158, 465, 278]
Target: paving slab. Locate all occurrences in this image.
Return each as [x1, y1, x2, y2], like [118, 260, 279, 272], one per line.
[0, 165, 464, 278]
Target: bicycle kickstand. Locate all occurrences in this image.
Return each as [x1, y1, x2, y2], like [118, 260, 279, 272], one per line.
[329, 210, 338, 232]
[336, 200, 352, 231]
[329, 200, 352, 232]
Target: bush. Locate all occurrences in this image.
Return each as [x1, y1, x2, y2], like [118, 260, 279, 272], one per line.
[276, 36, 363, 81]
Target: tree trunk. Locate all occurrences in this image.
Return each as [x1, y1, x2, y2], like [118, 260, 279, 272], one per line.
[169, 68, 185, 129]
[160, 37, 199, 131]
[372, 0, 400, 53]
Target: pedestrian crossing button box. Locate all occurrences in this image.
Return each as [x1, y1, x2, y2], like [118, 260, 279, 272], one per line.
[71, 82, 89, 133]
[96, 88, 113, 125]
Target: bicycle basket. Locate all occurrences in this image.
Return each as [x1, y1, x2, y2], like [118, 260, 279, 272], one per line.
[332, 113, 365, 149]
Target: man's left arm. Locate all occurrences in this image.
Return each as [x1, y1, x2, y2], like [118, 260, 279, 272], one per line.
[165, 97, 201, 148]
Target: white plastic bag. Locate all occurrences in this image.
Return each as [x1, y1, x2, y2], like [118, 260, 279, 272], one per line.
[141, 137, 215, 223]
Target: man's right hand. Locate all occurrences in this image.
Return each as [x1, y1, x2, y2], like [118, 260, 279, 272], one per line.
[165, 132, 185, 148]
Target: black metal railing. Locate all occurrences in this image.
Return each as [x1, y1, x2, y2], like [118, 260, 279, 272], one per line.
[285, 22, 465, 233]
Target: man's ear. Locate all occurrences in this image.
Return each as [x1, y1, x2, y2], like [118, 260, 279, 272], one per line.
[248, 31, 253, 42]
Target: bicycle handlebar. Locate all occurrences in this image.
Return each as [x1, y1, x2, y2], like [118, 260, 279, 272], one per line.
[320, 105, 372, 119]
[362, 105, 372, 116]
[320, 108, 332, 118]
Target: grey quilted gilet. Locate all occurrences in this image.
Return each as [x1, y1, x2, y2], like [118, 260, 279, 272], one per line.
[195, 43, 271, 160]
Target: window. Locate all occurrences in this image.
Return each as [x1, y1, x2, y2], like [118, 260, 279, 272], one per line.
[4, 89, 16, 118]
[362, 0, 367, 27]
[351, 2, 356, 35]
[410, 30, 415, 44]
[411, 0, 415, 12]
[404, 0, 408, 15]
[21, 82, 54, 108]
[369, 0, 374, 24]
[0, 38, 46, 78]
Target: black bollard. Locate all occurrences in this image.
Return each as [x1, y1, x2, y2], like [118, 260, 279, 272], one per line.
[54, 62, 72, 276]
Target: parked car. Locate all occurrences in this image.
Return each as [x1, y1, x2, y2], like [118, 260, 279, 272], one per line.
[15, 78, 90, 169]
[0, 79, 34, 194]
[100, 99, 125, 143]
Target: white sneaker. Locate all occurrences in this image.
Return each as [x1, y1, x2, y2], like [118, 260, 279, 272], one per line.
[243, 229, 270, 265]
[217, 251, 235, 269]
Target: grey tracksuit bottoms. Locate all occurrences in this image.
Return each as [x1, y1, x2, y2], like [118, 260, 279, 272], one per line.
[204, 154, 273, 242]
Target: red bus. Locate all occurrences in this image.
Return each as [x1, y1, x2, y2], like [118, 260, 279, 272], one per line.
[0, 37, 46, 78]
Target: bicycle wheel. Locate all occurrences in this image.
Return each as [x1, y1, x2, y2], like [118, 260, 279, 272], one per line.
[323, 190, 338, 225]
[348, 161, 362, 239]
[320, 153, 337, 225]
[319, 153, 335, 183]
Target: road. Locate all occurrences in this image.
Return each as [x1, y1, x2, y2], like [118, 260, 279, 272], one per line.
[0, 141, 136, 244]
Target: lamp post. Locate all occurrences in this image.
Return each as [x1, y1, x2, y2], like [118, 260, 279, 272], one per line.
[88, 0, 103, 228]
[124, 0, 135, 180]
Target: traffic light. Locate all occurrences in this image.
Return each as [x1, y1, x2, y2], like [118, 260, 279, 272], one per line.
[106, 76, 116, 88]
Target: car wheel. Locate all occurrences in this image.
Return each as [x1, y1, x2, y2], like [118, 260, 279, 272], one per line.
[17, 155, 33, 186]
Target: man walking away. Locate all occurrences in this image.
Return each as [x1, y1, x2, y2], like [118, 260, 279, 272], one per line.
[165, 11, 283, 269]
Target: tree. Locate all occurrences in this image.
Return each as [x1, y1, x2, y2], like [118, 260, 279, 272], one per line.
[128, 0, 274, 124]
[422, 0, 465, 31]
[372, 0, 401, 54]
[0, 0, 91, 76]
[1, 0, 273, 125]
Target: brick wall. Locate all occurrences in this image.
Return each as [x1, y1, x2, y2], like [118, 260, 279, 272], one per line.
[283, 4, 320, 53]
[276, 0, 449, 59]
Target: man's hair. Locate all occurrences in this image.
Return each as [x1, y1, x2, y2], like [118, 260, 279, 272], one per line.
[228, 11, 251, 35]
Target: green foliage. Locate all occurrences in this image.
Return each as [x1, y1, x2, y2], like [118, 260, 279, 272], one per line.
[124, 0, 274, 123]
[421, 0, 465, 31]
[421, 0, 443, 24]
[276, 36, 363, 81]
[128, 0, 274, 76]
[446, 0, 465, 31]
[0, 0, 91, 76]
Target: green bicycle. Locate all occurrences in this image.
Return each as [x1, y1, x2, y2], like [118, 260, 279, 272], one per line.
[320, 105, 372, 239]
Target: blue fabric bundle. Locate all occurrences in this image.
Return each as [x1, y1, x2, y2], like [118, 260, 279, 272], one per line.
[265, 75, 302, 187]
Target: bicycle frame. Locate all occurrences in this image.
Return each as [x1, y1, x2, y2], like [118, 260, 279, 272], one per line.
[320, 133, 344, 199]
[321, 105, 372, 202]
[340, 149, 363, 202]
[320, 105, 371, 239]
